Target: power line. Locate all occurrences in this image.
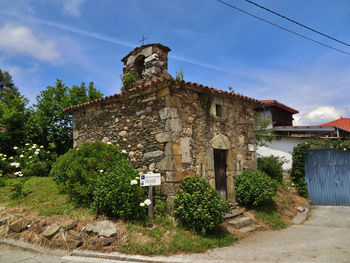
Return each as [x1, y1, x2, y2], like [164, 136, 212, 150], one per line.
[242, 0, 350, 47]
[216, 0, 350, 56]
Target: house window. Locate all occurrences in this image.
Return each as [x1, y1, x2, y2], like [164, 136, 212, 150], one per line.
[216, 104, 223, 117]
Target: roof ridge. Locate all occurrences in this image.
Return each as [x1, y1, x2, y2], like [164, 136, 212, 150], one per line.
[64, 77, 261, 113]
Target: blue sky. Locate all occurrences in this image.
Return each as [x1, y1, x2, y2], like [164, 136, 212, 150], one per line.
[0, 0, 349, 125]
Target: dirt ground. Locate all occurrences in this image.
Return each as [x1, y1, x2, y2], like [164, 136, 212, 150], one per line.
[0, 207, 127, 252]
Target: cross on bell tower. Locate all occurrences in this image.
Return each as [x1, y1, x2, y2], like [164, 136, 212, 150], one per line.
[139, 35, 147, 45]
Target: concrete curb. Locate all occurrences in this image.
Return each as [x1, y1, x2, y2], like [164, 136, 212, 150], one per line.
[0, 237, 183, 263]
[70, 251, 182, 263]
[0, 237, 68, 257]
[292, 207, 311, 224]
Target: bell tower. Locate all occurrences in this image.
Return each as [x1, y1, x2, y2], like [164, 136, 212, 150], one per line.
[121, 43, 171, 84]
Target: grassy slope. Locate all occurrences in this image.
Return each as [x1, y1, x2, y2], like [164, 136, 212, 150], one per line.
[121, 216, 238, 255]
[0, 176, 237, 255]
[0, 176, 92, 217]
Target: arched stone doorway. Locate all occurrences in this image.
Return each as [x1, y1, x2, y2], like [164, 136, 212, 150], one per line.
[211, 134, 230, 200]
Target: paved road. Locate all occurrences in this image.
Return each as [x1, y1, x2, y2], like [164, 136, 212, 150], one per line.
[177, 206, 350, 262]
[1, 206, 350, 262]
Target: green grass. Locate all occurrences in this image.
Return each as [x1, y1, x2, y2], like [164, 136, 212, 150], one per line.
[251, 201, 286, 229]
[0, 176, 93, 217]
[120, 216, 238, 255]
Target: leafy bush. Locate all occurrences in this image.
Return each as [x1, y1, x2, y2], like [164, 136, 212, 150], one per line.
[174, 176, 230, 235]
[22, 161, 49, 177]
[121, 72, 139, 91]
[257, 155, 284, 183]
[235, 169, 277, 207]
[92, 168, 146, 220]
[50, 141, 132, 206]
[10, 177, 29, 199]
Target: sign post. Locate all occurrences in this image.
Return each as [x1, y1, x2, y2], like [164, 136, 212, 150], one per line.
[140, 172, 161, 219]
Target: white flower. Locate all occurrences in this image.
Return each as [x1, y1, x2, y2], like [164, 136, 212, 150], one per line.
[29, 156, 32, 159]
[3, 154, 6, 157]
[99, 170, 104, 173]
[32, 146, 36, 149]
[47, 151, 50, 153]
[130, 180, 138, 185]
[135, 177, 139, 180]
[19, 154, 24, 158]
[291, 183, 294, 186]
[9, 156, 14, 160]
[40, 145, 44, 148]
[13, 146, 18, 150]
[107, 142, 112, 145]
[144, 199, 152, 206]
[14, 171, 23, 177]
[140, 202, 145, 207]
[34, 151, 39, 155]
[344, 148, 347, 151]
[122, 150, 127, 154]
[0, 153, 2, 156]
[1, 158, 5, 161]
[25, 143, 29, 146]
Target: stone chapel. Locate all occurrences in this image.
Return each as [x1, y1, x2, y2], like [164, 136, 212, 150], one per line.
[64, 43, 260, 206]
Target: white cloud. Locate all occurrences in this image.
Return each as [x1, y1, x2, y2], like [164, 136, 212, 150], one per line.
[60, 0, 85, 17]
[0, 23, 62, 64]
[294, 106, 347, 126]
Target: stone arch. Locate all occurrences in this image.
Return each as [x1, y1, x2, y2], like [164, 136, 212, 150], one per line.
[134, 55, 146, 77]
[211, 134, 230, 150]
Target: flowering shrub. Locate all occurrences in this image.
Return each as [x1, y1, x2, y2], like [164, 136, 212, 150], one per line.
[92, 170, 147, 220]
[50, 141, 133, 206]
[235, 169, 277, 207]
[174, 176, 231, 235]
[0, 143, 56, 177]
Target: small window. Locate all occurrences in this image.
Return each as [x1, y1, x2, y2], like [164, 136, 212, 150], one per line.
[216, 104, 223, 117]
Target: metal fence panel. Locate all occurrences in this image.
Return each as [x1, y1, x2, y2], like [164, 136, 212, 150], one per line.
[305, 149, 350, 205]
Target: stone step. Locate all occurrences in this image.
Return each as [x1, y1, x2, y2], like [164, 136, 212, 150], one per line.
[239, 224, 261, 233]
[227, 217, 253, 229]
[228, 202, 238, 209]
[224, 209, 244, 220]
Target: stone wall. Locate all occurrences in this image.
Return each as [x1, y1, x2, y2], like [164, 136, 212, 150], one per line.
[72, 84, 169, 173]
[163, 84, 257, 202]
[71, 80, 258, 205]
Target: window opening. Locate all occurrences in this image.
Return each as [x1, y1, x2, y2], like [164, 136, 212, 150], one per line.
[134, 55, 146, 77]
[216, 104, 223, 117]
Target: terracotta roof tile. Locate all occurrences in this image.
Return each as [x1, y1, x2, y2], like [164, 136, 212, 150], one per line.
[320, 117, 350, 132]
[64, 77, 261, 113]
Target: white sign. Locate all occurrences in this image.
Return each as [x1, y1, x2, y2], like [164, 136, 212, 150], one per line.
[140, 172, 161, 187]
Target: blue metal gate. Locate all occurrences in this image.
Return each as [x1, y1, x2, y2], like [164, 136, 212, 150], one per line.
[305, 149, 350, 205]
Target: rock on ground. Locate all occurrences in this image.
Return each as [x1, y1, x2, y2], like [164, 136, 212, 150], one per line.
[85, 220, 117, 237]
[42, 224, 60, 239]
[9, 218, 30, 233]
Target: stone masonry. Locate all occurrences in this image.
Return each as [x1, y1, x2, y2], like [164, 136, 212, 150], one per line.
[65, 43, 260, 207]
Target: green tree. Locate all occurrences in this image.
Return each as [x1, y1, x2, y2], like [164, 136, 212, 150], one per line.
[32, 79, 103, 154]
[0, 69, 20, 103]
[0, 93, 30, 155]
[254, 112, 275, 147]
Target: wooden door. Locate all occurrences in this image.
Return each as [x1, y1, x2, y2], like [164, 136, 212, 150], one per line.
[214, 149, 227, 200]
